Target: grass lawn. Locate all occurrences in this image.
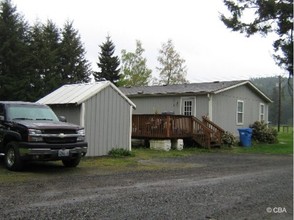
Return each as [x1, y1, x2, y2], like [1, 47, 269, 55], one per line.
[231, 127, 293, 154]
[81, 129, 293, 172]
[0, 129, 292, 183]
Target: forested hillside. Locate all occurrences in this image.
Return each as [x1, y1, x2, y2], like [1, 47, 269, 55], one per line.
[251, 76, 293, 126]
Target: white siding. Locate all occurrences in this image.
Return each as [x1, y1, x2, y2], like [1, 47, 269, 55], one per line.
[129, 95, 209, 117]
[195, 95, 209, 119]
[131, 96, 181, 114]
[212, 84, 269, 136]
[84, 86, 131, 156]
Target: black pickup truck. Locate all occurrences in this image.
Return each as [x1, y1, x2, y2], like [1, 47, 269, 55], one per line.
[0, 101, 88, 171]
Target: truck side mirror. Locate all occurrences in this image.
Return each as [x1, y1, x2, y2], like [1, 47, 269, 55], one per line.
[59, 116, 67, 122]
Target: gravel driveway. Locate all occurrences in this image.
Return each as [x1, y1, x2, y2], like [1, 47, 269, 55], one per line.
[0, 153, 292, 220]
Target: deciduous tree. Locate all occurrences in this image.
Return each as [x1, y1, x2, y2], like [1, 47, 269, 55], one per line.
[157, 39, 188, 85]
[119, 40, 152, 87]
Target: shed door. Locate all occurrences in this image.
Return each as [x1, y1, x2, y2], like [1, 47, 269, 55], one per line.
[181, 98, 196, 116]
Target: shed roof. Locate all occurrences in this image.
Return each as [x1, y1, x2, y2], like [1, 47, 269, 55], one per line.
[119, 80, 272, 103]
[37, 81, 136, 107]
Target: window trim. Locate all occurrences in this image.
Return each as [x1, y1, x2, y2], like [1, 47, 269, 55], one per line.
[180, 97, 196, 116]
[259, 103, 265, 121]
[236, 100, 244, 125]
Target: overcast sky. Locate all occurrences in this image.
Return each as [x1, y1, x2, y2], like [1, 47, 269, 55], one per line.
[13, 0, 284, 83]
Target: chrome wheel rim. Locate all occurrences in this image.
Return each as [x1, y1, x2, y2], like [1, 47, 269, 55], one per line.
[6, 148, 15, 167]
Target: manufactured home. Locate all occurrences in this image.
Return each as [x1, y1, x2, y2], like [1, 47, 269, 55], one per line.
[120, 80, 272, 136]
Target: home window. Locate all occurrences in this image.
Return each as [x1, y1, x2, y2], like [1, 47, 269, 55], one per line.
[237, 100, 244, 125]
[183, 100, 192, 116]
[260, 103, 265, 121]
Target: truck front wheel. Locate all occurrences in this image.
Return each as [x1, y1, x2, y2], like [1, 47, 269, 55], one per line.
[4, 142, 23, 171]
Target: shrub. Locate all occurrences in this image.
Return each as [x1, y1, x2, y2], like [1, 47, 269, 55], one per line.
[108, 148, 134, 158]
[250, 121, 278, 144]
[221, 131, 236, 147]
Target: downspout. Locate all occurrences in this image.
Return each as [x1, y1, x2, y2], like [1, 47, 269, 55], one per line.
[207, 93, 213, 120]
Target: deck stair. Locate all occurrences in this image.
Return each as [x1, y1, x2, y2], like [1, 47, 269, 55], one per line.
[201, 116, 225, 147]
[132, 114, 225, 148]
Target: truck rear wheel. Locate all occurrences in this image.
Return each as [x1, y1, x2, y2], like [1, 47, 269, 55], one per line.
[62, 156, 81, 167]
[4, 142, 23, 171]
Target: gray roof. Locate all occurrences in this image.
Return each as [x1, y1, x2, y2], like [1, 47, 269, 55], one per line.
[119, 80, 272, 102]
[38, 81, 136, 107]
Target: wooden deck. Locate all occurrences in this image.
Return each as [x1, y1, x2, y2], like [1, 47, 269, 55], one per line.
[132, 114, 225, 148]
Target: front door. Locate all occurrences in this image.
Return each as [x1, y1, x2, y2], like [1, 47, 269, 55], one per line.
[181, 98, 195, 116]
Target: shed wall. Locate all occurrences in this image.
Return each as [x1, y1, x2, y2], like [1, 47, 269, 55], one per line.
[212, 85, 268, 136]
[84, 86, 132, 156]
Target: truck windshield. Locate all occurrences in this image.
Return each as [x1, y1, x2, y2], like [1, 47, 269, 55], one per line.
[7, 104, 59, 122]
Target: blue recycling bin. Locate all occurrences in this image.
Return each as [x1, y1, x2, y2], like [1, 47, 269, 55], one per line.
[238, 128, 253, 147]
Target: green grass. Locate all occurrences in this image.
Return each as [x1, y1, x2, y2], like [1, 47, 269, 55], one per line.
[231, 129, 293, 154]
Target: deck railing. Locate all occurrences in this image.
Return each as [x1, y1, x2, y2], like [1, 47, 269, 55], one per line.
[191, 116, 213, 148]
[132, 114, 217, 148]
[132, 114, 192, 139]
[202, 116, 225, 145]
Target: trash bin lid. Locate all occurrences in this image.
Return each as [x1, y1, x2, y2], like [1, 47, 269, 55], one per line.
[238, 128, 253, 133]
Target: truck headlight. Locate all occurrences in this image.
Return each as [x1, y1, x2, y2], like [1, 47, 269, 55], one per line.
[28, 129, 43, 142]
[77, 129, 85, 142]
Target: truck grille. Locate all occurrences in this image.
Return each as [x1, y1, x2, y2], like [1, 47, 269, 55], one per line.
[44, 137, 77, 144]
[43, 129, 76, 134]
[42, 129, 78, 144]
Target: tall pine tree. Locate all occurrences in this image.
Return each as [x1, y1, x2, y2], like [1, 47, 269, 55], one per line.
[59, 21, 91, 84]
[0, 0, 31, 100]
[29, 20, 61, 98]
[29, 20, 92, 100]
[94, 36, 120, 85]
[26, 22, 44, 100]
[0, 1, 92, 101]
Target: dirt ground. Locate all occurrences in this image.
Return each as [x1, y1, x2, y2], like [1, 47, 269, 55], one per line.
[0, 153, 292, 220]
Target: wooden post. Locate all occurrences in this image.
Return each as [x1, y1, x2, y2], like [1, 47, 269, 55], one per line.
[166, 115, 170, 137]
[190, 117, 193, 135]
[278, 75, 282, 132]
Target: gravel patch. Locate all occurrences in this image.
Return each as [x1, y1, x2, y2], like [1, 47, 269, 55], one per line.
[0, 153, 292, 220]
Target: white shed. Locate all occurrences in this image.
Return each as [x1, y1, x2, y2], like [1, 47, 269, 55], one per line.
[38, 81, 136, 156]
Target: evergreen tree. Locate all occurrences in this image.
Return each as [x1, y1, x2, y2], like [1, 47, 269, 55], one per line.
[0, 0, 31, 100]
[119, 40, 152, 87]
[221, 0, 293, 77]
[94, 36, 120, 85]
[29, 20, 61, 98]
[251, 76, 293, 125]
[59, 21, 91, 84]
[157, 39, 188, 85]
[0, 1, 93, 101]
[28, 21, 49, 100]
